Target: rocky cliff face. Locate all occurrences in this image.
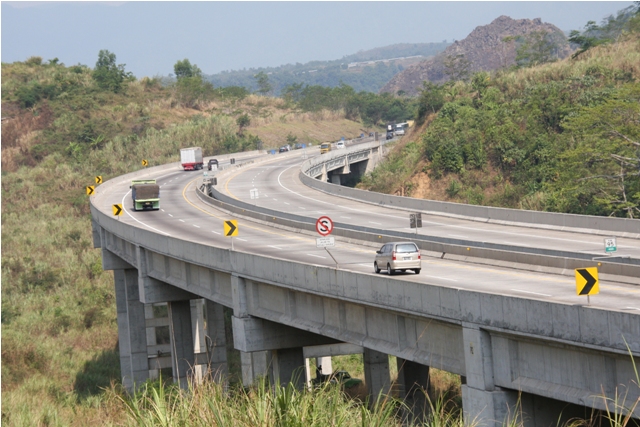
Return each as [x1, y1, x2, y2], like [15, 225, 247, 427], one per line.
[380, 16, 572, 95]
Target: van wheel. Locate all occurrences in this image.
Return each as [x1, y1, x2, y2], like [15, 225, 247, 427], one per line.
[387, 263, 394, 276]
[374, 262, 381, 274]
[414, 269, 421, 274]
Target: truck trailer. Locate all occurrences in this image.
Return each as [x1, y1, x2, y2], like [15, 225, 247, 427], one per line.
[131, 180, 160, 211]
[180, 147, 204, 171]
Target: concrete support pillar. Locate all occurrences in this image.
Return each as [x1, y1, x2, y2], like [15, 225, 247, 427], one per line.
[168, 300, 195, 389]
[396, 358, 430, 423]
[462, 324, 519, 427]
[204, 300, 228, 380]
[114, 269, 149, 392]
[317, 356, 332, 376]
[321, 164, 328, 182]
[330, 174, 341, 185]
[240, 351, 271, 387]
[271, 347, 305, 389]
[363, 348, 391, 404]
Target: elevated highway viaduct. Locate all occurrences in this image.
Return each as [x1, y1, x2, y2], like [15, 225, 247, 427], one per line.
[91, 144, 640, 427]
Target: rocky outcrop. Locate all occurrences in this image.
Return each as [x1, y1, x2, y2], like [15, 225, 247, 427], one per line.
[380, 16, 572, 96]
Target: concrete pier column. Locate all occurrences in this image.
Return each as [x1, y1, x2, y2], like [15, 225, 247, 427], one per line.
[240, 351, 271, 386]
[114, 269, 149, 392]
[204, 300, 228, 379]
[396, 358, 430, 423]
[317, 356, 332, 376]
[461, 324, 519, 427]
[364, 348, 391, 403]
[271, 347, 305, 389]
[168, 300, 195, 389]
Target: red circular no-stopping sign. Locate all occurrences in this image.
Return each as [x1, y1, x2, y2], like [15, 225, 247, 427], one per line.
[316, 216, 334, 236]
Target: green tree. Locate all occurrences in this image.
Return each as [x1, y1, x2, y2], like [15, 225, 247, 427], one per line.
[172, 58, 213, 108]
[254, 71, 272, 96]
[515, 30, 563, 67]
[173, 59, 202, 80]
[443, 54, 471, 82]
[92, 50, 132, 93]
[236, 113, 250, 135]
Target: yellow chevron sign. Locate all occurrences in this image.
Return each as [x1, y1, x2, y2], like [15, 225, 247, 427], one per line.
[141, 159, 148, 167]
[112, 204, 123, 216]
[95, 176, 103, 184]
[86, 185, 95, 195]
[224, 220, 238, 237]
[575, 267, 599, 296]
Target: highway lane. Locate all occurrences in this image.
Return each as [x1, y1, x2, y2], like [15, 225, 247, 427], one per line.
[93, 163, 640, 315]
[217, 150, 640, 261]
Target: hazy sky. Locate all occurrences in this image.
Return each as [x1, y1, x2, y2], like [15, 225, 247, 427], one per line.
[2, 1, 634, 78]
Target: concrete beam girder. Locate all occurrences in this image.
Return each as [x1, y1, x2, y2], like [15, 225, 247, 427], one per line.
[231, 315, 338, 353]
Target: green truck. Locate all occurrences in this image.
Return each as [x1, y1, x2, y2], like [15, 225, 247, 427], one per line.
[131, 179, 160, 211]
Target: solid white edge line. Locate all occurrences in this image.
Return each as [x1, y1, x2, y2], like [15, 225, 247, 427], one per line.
[121, 191, 171, 236]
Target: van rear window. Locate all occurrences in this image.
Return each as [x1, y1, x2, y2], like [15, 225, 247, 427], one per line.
[396, 244, 418, 253]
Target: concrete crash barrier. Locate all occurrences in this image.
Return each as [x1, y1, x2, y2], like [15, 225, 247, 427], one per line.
[199, 184, 640, 280]
[299, 152, 640, 239]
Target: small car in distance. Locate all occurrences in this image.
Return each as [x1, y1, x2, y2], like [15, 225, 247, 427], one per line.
[374, 241, 421, 275]
[207, 159, 219, 170]
[279, 145, 290, 153]
[336, 141, 345, 149]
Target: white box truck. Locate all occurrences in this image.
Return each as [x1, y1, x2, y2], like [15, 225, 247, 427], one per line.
[180, 147, 204, 171]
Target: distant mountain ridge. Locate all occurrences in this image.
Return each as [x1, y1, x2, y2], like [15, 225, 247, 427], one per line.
[205, 42, 450, 94]
[380, 16, 573, 95]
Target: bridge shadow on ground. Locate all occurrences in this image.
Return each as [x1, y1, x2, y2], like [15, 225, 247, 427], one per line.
[74, 343, 121, 400]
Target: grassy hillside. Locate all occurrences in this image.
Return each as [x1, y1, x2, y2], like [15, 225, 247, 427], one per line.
[358, 29, 640, 218]
[0, 59, 374, 426]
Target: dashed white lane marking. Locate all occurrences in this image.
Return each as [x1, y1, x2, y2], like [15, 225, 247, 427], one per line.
[161, 209, 165, 212]
[341, 216, 352, 219]
[193, 225, 200, 228]
[369, 221, 382, 225]
[179, 219, 185, 222]
[211, 230, 221, 235]
[268, 245, 283, 250]
[299, 207, 307, 210]
[511, 289, 552, 297]
[236, 238, 247, 242]
[168, 214, 173, 217]
[307, 254, 326, 259]
[358, 263, 372, 267]
[284, 202, 290, 205]
[448, 234, 468, 239]
[424, 275, 459, 282]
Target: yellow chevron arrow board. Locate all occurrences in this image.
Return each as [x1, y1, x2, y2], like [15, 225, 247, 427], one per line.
[224, 220, 238, 237]
[112, 204, 123, 216]
[141, 159, 148, 167]
[86, 185, 95, 195]
[95, 176, 103, 184]
[575, 267, 599, 296]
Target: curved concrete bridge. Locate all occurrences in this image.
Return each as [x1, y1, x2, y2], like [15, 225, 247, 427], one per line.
[91, 147, 640, 427]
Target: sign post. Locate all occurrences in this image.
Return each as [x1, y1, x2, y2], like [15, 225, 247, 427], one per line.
[604, 238, 617, 254]
[112, 204, 123, 219]
[316, 216, 337, 268]
[224, 219, 238, 250]
[410, 213, 422, 235]
[575, 267, 599, 305]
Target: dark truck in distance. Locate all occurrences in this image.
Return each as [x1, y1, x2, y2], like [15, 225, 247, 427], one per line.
[131, 179, 160, 211]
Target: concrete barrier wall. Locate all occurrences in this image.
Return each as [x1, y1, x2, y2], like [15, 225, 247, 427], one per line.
[299, 155, 640, 238]
[200, 184, 640, 278]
